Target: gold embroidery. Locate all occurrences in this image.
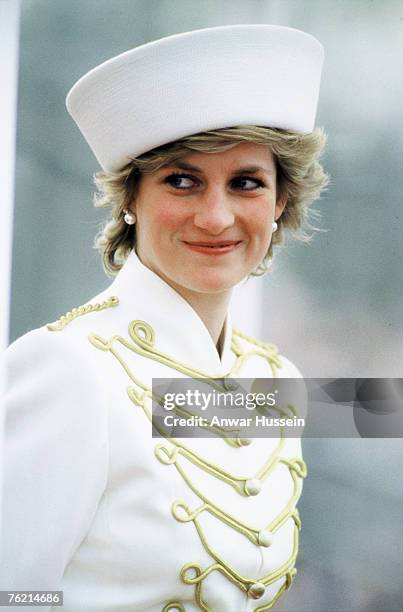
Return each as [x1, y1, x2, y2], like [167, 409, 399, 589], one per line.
[47, 296, 119, 331]
[89, 320, 305, 612]
[163, 451, 305, 543]
[154, 433, 285, 500]
[162, 603, 186, 612]
[255, 569, 297, 612]
[90, 320, 282, 450]
[128, 379, 302, 493]
[231, 328, 282, 377]
[159, 443, 303, 610]
[90, 319, 281, 379]
[179, 523, 299, 611]
[90, 319, 285, 452]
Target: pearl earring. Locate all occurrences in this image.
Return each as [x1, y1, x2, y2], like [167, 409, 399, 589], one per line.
[272, 221, 278, 232]
[123, 209, 136, 225]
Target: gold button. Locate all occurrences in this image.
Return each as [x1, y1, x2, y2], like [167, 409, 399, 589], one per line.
[247, 582, 266, 599]
[258, 529, 273, 547]
[244, 478, 262, 496]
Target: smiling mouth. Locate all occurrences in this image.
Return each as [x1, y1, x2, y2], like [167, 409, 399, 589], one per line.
[183, 240, 243, 255]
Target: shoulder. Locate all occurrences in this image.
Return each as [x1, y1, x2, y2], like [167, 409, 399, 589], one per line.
[7, 289, 122, 365]
[7, 320, 99, 387]
[5, 286, 130, 424]
[5, 310, 111, 431]
[45, 294, 120, 333]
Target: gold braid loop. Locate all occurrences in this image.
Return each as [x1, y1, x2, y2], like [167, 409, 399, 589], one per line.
[129, 320, 156, 348]
[231, 328, 282, 377]
[162, 603, 186, 612]
[179, 535, 300, 612]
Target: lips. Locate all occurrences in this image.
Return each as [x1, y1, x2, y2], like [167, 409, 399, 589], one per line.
[184, 241, 241, 247]
[182, 240, 242, 255]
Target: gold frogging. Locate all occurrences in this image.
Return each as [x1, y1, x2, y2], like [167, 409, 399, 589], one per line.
[88, 318, 306, 611]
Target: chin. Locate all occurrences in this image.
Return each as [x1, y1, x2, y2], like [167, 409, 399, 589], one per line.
[183, 271, 240, 294]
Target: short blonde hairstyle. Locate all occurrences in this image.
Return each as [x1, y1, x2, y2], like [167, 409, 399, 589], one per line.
[93, 126, 328, 275]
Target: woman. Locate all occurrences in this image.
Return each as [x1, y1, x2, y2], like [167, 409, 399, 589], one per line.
[2, 25, 327, 612]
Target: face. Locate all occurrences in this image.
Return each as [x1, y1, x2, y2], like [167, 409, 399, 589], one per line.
[132, 142, 286, 300]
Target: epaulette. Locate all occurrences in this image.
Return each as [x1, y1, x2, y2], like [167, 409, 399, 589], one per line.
[46, 295, 119, 332]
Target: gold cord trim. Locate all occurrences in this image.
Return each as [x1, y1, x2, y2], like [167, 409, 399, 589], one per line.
[90, 319, 281, 380]
[47, 296, 119, 332]
[89, 319, 283, 449]
[162, 603, 186, 612]
[170, 458, 303, 539]
[179, 516, 299, 611]
[231, 328, 282, 377]
[154, 435, 284, 499]
[254, 569, 297, 612]
[132, 386, 302, 505]
[88, 319, 304, 612]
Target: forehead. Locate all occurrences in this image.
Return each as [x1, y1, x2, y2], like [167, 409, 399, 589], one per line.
[165, 142, 276, 173]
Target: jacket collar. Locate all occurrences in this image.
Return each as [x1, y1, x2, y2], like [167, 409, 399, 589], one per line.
[108, 250, 235, 376]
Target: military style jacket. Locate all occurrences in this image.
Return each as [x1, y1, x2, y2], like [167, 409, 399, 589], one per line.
[2, 251, 306, 612]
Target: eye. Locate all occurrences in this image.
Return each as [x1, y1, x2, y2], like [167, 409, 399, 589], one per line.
[231, 177, 265, 191]
[164, 173, 197, 190]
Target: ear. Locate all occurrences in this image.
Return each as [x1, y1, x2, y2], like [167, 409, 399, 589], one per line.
[274, 193, 287, 220]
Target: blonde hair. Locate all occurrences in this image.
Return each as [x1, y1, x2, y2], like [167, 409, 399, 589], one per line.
[93, 125, 328, 275]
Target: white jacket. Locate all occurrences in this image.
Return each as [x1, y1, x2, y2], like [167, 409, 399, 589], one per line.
[2, 251, 305, 612]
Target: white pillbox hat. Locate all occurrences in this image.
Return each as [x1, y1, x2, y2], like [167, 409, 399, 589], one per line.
[66, 24, 324, 172]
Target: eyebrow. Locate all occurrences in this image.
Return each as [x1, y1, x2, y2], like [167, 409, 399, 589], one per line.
[161, 161, 275, 176]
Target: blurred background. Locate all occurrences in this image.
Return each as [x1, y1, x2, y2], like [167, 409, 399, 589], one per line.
[9, 1, 403, 610]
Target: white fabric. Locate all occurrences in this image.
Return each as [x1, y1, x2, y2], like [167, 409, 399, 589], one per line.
[2, 252, 304, 611]
[66, 24, 324, 172]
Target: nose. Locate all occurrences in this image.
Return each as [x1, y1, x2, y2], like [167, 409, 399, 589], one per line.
[193, 186, 235, 234]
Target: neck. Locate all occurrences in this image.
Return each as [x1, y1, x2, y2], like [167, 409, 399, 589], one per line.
[160, 283, 231, 353]
[178, 288, 232, 355]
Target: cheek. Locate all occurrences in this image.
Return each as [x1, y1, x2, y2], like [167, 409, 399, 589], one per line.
[245, 202, 273, 238]
[138, 199, 186, 237]
[155, 207, 185, 230]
